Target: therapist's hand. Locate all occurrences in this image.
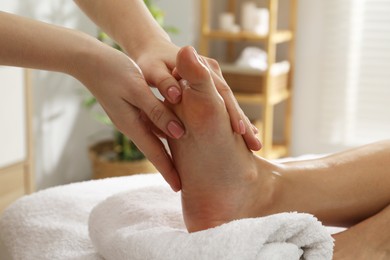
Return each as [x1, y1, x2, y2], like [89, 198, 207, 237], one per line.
[134, 39, 262, 151]
[0, 10, 182, 191]
[73, 40, 183, 192]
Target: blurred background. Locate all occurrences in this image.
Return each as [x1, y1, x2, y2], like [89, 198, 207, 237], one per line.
[0, 0, 389, 195]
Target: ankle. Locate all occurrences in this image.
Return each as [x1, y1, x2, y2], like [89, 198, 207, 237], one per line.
[251, 155, 285, 217]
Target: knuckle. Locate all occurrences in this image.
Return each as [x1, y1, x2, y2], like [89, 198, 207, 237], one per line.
[156, 75, 175, 90]
[149, 103, 164, 124]
[145, 62, 174, 89]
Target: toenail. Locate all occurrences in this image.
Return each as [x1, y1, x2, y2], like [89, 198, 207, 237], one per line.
[168, 121, 185, 139]
[167, 86, 181, 103]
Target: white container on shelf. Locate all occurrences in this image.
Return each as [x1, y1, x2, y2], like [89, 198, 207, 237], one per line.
[219, 12, 234, 30]
[253, 8, 269, 35]
[241, 2, 269, 35]
[241, 1, 257, 31]
[219, 12, 241, 33]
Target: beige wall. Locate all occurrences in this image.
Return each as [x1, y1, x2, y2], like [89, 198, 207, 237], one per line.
[0, 67, 26, 168]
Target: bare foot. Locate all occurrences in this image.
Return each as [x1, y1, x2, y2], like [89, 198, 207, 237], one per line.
[167, 46, 281, 232]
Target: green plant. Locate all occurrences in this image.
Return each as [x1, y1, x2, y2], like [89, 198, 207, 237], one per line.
[84, 0, 177, 161]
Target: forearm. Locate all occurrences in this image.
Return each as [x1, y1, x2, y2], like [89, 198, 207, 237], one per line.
[0, 11, 102, 77]
[74, 0, 171, 59]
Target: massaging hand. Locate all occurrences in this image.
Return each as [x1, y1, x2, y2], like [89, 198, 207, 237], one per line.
[74, 0, 261, 192]
[73, 42, 183, 192]
[0, 10, 183, 191]
[134, 38, 262, 151]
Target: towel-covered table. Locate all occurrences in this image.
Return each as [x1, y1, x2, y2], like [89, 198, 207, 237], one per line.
[0, 173, 336, 260]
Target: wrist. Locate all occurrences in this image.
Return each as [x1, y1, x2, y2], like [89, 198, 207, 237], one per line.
[66, 34, 110, 83]
[123, 32, 171, 61]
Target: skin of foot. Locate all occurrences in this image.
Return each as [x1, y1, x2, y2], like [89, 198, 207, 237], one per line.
[166, 46, 390, 260]
[166, 46, 282, 232]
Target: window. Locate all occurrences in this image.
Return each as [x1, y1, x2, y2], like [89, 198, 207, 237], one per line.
[318, 0, 390, 146]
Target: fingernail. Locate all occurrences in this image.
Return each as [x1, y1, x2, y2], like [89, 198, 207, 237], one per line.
[239, 120, 246, 134]
[168, 121, 185, 139]
[253, 125, 259, 134]
[167, 86, 181, 103]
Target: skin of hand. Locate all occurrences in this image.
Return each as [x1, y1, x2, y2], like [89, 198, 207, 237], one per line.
[73, 42, 183, 192]
[135, 40, 262, 150]
[0, 11, 181, 191]
[74, 0, 262, 151]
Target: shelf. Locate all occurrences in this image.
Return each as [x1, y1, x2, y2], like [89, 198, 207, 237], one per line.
[220, 62, 290, 77]
[234, 93, 265, 103]
[220, 63, 291, 105]
[234, 89, 290, 105]
[203, 30, 293, 44]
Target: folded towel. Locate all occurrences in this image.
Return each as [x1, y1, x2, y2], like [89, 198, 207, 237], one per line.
[89, 186, 334, 260]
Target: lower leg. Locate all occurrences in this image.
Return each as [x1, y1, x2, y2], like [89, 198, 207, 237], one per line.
[276, 140, 390, 226]
[332, 204, 390, 260]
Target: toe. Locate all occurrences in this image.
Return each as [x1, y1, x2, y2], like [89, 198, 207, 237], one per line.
[176, 46, 215, 94]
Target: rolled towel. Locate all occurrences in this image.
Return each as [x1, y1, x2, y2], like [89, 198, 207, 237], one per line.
[89, 186, 334, 260]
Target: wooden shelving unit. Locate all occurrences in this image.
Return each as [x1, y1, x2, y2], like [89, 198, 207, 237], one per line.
[199, 0, 297, 159]
[202, 30, 293, 44]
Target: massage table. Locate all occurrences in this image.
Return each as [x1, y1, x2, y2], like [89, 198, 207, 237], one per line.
[0, 167, 338, 259]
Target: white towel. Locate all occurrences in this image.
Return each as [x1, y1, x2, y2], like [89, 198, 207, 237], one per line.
[89, 186, 334, 260]
[0, 174, 166, 260]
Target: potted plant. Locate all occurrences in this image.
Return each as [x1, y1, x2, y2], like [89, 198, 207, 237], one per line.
[85, 0, 177, 179]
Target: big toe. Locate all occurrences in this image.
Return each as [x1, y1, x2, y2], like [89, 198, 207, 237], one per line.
[176, 46, 215, 94]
